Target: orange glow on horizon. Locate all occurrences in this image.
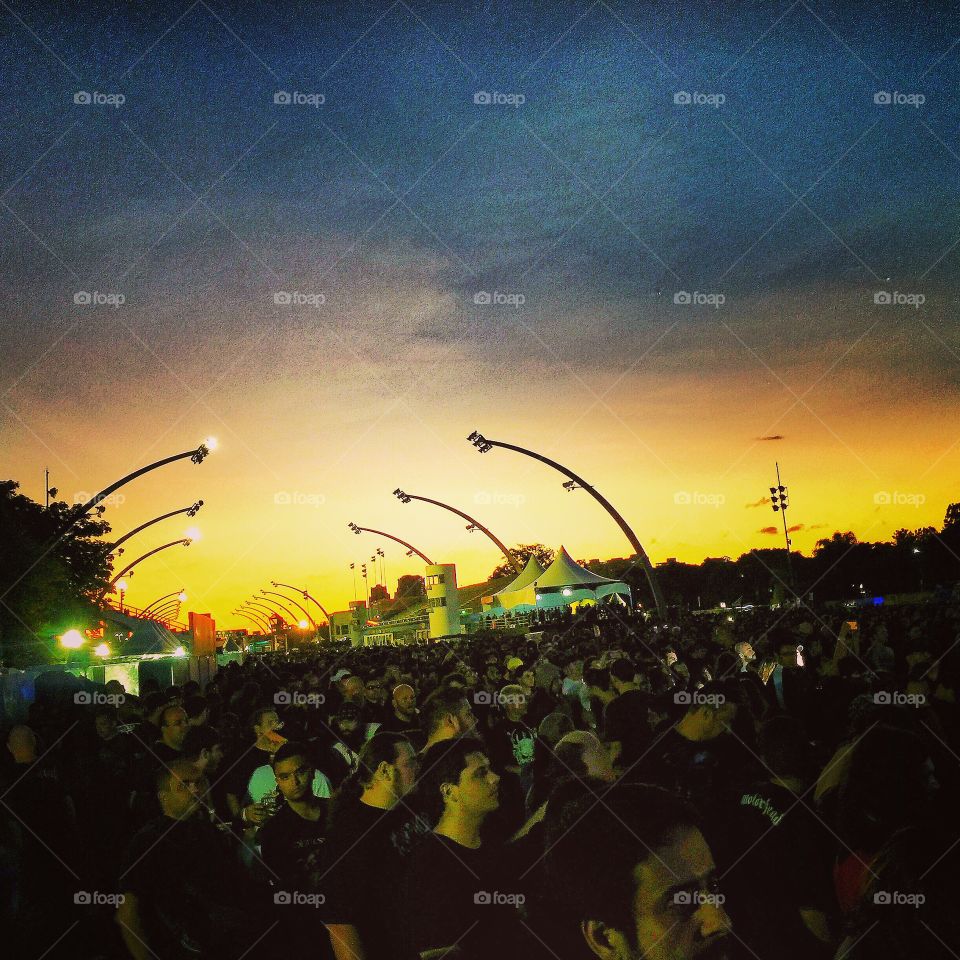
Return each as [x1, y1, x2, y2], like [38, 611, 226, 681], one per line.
[5, 372, 957, 631]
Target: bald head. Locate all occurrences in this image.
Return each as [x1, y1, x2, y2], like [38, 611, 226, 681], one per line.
[7, 725, 37, 764]
[392, 683, 416, 718]
[538, 712, 574, 746]
[556, 730, 614, 783]
[342, 676, 365, 704]
[157, 759, 208, 821]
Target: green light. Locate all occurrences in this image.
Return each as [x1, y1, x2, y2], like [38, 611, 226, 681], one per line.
[60, 629, 85, 649]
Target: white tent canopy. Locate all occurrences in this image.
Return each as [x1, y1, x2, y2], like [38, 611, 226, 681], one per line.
[494, 553, 545, 597]
[486, 546, 631, 612]
[536, 546, 619, 588]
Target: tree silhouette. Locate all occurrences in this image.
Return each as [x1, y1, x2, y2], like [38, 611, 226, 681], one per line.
[490, 544, 555, 580]
[0, 481, 112, 665]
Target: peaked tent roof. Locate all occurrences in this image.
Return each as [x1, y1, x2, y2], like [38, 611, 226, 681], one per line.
[102, 608, 183, 655]
[495, 553, 545, 596]
[535, 546, 620, 588]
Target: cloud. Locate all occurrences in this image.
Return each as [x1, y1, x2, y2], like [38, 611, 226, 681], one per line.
[746, 497, 770, 508]
[758, 526, 779, 535]
[757, 435, 784, 441]
[787, 524, 804, 532]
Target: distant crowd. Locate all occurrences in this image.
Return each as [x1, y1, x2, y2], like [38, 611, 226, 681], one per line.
[3, 597, 960, 959]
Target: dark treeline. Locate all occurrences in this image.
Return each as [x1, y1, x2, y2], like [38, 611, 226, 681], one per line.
[587, 502, 960, 609]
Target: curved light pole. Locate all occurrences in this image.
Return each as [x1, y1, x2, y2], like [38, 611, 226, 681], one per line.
[142, 588, 187, 615]
[248, 597, 297, 623]
[69, 439, 216, 524]
[108, 538, 192, 589]
[238, 614, 271, 636]
[149, 601, 183, 623]
[150, 601, 181, 619]
[243, 604, 286, 634]
[347, 522, 433, 564]
[270, 581, 333, 640]
[261, 589, 316, 629]
[234, 606, 268, 627]
[256, 595, 301, 624]
[241, 602, 281, 626]
[467, 430, 666, 617]
[107, 501, 204, 553]
[150, 598, 182, 616]
[393, 488, 521, 573]
[243, 599, 281, 619]
[234, 609, 269, 632]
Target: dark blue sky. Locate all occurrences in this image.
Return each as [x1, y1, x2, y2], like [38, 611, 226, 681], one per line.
[3, 1, 957, 303]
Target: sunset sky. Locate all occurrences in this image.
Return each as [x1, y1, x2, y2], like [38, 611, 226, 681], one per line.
[2, 1, 958, 627]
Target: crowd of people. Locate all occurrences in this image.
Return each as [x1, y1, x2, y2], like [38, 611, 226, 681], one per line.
[3, 597, 960, 959]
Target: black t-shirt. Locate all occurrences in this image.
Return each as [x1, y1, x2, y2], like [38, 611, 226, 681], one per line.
[524, 688, 557, 728]
[642, 728, 752, 808]
[2, 764, 78, 906]
[317, 800, 411, 960]
[132, 720, 161, 753]
[602, 690, 650, 746]
[379, 711, 422, 740]
[487, 719, 536, 772]
[711, 780, 835, 960]
[119, 814, 268, 958]
[152, 741, 184, 765]
[258, 800, 328, 888]
[403, 833, 525, 960]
